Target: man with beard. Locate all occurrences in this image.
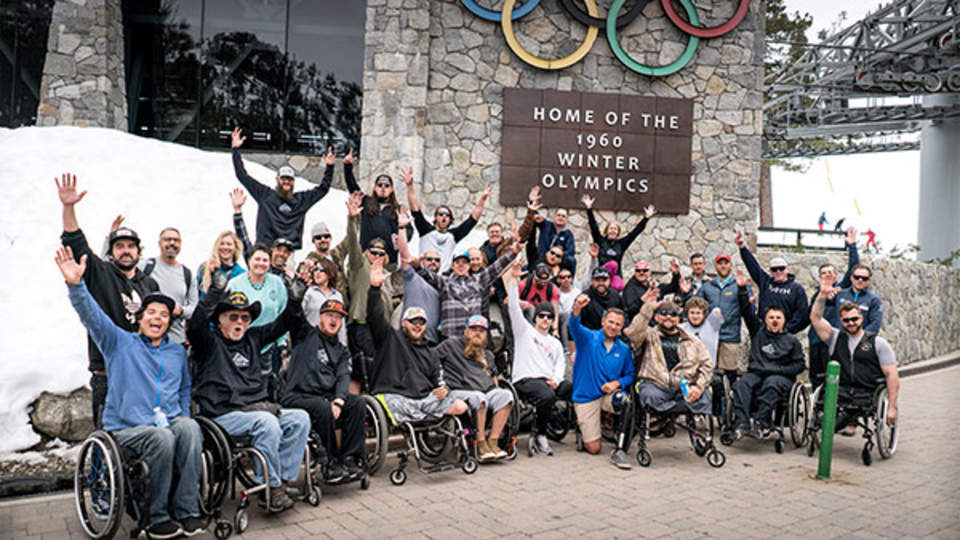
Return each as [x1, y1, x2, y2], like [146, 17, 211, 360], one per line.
[404, 168, 492, 271]
[534, 208, 577, 273]
[230, 128, 333, 249]
[57, 174, 159, 427]
[621, 259, 681, 322]
[729, 270, 805, 441]
[139, 228, 197, 345]
[698, 253, 752, 381]
[578, 266, 624, 331]
[435, 315, 514, 462]
[366, 262, 469, 424]
[230, 188, 297, 281]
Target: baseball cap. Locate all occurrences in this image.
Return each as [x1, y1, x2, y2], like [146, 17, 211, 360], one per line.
[534, 263, 551, 280]
[318, 299, 348, 317]
[139, 292, 176, 316]
[534, 302, 556, 318]
[273, 238, 295, 250]
[769, 256, 788, 268]
[366, 237, 387, 250]
[715, 253, 731, 262]
[278, 166, 295, 178]
[452, 250, 470, 262]
[311, 223, 330, 237]
[466, 314, 488, 329]
[402, 306, 428, 321]
[108, 227, 140, 248]
[634, 261, 651, 271]
[591, 266, 611, 279]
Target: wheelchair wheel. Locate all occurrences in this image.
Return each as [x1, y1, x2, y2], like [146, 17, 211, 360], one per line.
[360, 475, 371, 490]
[214, 519, 233, 540]
[195, 417, 232, 517]
[415, 422, 454, 464]
[789, 382, 810, 448]
[544, 401, 570, 442]
[874, 388, 899, 459]
[636, 448, 652, 467]
[75, 431, 124, 540]
[774, 439, 785, 454]
[362, 394, 389, 475]
[389, 468, 407, 486]
[462, 457, 479, 474]
[689, 430, 708, 457]
[234, 508, 248, 534]
[662, 419, 676, 438]
[719, 431, 735, 447]
[861, 446, 873, 466]
[807, 436, 817, 457]
[706, 449, 726, 468]
[306, 485, 322, 507]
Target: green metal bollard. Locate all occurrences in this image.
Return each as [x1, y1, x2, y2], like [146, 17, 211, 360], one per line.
[817, 361, 841, 480]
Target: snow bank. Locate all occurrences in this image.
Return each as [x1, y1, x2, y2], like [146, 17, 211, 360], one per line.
[0, 126, 484, 454]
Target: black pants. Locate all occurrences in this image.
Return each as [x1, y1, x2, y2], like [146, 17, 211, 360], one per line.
[732, 372, 793, 430]
[283, 394, 365, 465]
[514, 378, 572, 434]
[809, 342, 829, 390]
[90, 373, 107, 430]
[347, 322, 375, 386]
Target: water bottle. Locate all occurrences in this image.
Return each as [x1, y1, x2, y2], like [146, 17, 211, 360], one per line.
[679, 376, 689, 399]
[153, 407, 169, 428]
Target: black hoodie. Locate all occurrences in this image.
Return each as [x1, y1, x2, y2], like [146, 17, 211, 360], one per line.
[367, 286, 444, 399]
[280, 295, 352, 404]
[738, 286, 805, 378]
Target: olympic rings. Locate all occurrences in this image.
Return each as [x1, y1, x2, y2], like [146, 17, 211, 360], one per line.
[501, 0, 600, 71]
[559, 0, 649, 30]
[458, 0, 749, 76]
[459, 0, 541, 21]
[607, 0, 699, 77]
[661, 0, 751, 38]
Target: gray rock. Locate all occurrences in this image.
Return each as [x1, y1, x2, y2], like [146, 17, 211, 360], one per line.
[29, 388, 94, 442]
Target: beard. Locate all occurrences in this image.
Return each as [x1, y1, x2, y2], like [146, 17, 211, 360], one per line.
[463, 334, 487, 365]
[113, 256, 138, 272]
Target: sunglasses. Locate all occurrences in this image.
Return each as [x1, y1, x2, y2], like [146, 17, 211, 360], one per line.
[557, 274, 572, 280]
[368, 249, 386, 257]
[852, 275, 871, 281]
[227, 313, 252, 323]
[423, 256, 441, 263]
[549, 251, 562, 257]
[375, 182, 392, 188]
[656, 310, 681, 317]
[406, 318, 427, 326]
[536, 313, 555, 320]
[314, 234, 332, 240]
[635, 268, 650, 273]
[770, 266, 786, 272]
[841, 316, 861, 323]
[436, 211, 452, 218]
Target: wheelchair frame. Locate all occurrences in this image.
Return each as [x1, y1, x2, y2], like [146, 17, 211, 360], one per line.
[718, 379, 810, 453]
[804, 382, 900, 466]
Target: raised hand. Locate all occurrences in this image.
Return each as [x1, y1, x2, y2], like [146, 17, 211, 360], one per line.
[369, 259, 389, 288]
[819, 273, 840, 299]
[397, 205, 411, 228]
[511, 241, 526, 255]
[401, 166, 414, 187]
[297, 261, 314, 285]
[509, 259, 524, 282]
[670, 258, 680, 275]
[509, 219, 519, 241]
[735, 268, 748, 287]
[846, 226, 857, 245]
[109, 214, 125, 233]
[343, 147, 356, 165]
[581, 194, 595, 209]
[480, 183, 492, 201]
[641, 281, 661, 306]
[574, 294, 591, 311]
[589, 243, 599, 259]
[346, 191, 363, 217]
[324, 146, 335, 166]
[734, 230, 745, 249]
[528, 185, 540, 203]
[230, 127, 245, 149]
[679, 276, 691, 294]
[55, 173, 86, 206]
[55, 246, 86, 285]
[230, 188, 246, 212]
[644, 205, 656, 219]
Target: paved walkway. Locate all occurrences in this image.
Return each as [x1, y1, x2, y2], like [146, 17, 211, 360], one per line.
[2, 366, 958, 540]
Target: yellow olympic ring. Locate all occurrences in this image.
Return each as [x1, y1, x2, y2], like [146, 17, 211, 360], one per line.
[501, 0, 599, 71]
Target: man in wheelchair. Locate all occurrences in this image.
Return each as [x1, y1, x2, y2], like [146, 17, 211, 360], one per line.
[58, 247, 205, 539]
[279, 285, 365, 484]
[730, 270, 805, 441]
[188, 257, 310, 513]
[436, 315, 514, 462]
[810, 278, 899, 429]
[367, 262, 469, 423]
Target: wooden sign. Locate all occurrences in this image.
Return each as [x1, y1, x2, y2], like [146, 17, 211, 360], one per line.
[499, 88, 693, 213]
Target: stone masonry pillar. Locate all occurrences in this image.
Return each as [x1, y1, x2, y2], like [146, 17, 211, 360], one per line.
[36, 0, 127, 129]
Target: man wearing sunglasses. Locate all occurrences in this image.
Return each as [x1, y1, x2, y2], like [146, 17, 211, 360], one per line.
[534, 208, 577, 274]
[735, 231, 809, 334]
[622, 259, 681, 322]
[698, 253, 752, 382]
[578, 266, 625, 331]
[188, 257, 310, 513]
[404, 169, 492, 271]
[809, 278, 898, 429]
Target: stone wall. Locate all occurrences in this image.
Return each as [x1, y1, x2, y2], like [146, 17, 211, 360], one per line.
[36, 0, 126, 129]
[753, 248, 960, 365]
[359, 0, 764, 279]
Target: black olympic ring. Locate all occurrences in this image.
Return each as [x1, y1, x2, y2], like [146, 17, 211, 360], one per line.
[559, 0, 650, 29]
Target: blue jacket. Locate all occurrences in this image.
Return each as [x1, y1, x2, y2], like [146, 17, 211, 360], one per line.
[808, 242, 860, 346]
[739, 246, 810, 334]
[535, 219, 577, 273]
[698, 276, 752, 343]
[68, 282, 190, 431]
[834, 287, 883, 333]
[568, 313, 635, 403]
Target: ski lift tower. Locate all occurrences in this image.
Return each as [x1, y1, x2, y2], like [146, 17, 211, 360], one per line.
[765, 0, 960, 264]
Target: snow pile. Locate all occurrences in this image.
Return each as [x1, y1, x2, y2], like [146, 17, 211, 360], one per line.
[0, 126, 485, 454]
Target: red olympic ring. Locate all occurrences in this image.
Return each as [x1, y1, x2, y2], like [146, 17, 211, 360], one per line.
[660, 0, 750, 39]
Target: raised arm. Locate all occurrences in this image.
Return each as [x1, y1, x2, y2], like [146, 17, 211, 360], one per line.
[583, 197, 602, 244]
[505, 260, 531, 341]
[345, 192, 364, 266]
[568, 294, 594, 346]
[467, 183, 492, 223]
[58, 247, 121, 358]
[736, 270, 761, 336]
[480, 243, 521, 287]
[366, 262, 392, 343]
[618, 205, 655, 250]
[838, 227, 860, 288]
[231, 188, 253, 261]
[230, 128, 271, 202]
[809, 276, 840, 343]
[56, 173, 86, 233]
[302, 146, 336, 207]
[735, 231, 768, 287]
[187, 257, 226, 357]
[395, 209, 413, 271]
[623, 285, 661, 346]
[343, 148, 361, 194]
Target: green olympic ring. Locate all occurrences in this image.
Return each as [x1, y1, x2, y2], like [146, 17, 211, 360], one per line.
[606, 0, 700, 77]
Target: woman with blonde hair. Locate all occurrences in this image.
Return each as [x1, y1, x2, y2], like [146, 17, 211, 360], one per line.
[581, 194, 657, 278]
[196, 231, 246, 297]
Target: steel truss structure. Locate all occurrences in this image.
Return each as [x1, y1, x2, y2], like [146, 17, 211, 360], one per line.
[764, 0, 960, 158]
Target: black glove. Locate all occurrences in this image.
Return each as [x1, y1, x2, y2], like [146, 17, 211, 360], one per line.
[288, 278, 307, 304]
[211, 267, 229, 292]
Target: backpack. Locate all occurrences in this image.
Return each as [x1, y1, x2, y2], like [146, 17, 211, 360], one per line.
[519, 276, 555, 305]
[143, 257, 192, 293]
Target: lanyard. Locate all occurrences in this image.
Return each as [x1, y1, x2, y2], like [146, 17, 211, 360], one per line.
[153, 352, 164, 409]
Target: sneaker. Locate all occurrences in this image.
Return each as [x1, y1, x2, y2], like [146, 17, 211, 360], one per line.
[476, 439, 496, 462]
[840, 425, 857, 437]
[323, 461, 347, 483]
[146, 520, 183, 540]
[180, 516, 207, 537]
[747, 425, 762, 439]
[266, 486, 295, 513]
[610, 449, 632, 470]
[732, 424, 749, 442]
[534, 434, 554, 456]
[758, 427, 773, 440]
[342, 456, 364, 478]
[489, 440, 508, 460]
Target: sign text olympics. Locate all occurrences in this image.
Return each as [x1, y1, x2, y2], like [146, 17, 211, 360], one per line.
[499, 88, 693, 213]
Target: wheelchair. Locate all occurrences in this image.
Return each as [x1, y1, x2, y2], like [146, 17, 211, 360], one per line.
[304, 428, 371, 496]
[804, 379, 899, 466]
[74, 426, 232, 540]
[719, 379, 810, 453]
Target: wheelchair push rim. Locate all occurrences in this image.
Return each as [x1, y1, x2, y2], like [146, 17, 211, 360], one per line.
[74, 431, 124, 540]
[874, 387, 899, 459]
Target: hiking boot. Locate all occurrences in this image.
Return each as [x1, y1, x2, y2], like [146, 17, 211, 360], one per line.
[180, 516, 207, 537]
[534, 434, 554, 456]
[610, 449, 632, 470]
[323, 461, 347, 483]
[476, 439, 496, 462]
[265, 486, 295, 513]
[146, 520, 183, 540]
[489, 439, 508, 460]
[342, 456, 364, 478]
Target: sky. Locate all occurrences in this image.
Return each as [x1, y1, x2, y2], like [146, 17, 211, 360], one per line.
[773, 1, 922, 254]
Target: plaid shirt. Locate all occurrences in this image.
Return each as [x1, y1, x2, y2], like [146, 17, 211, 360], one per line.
[233, 212, 253, 261]
[416, 251, 516, 339]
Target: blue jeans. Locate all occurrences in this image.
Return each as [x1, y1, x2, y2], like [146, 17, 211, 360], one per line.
[111, 417, 202, 526]
[636, 382, 712, 415]
[213, 409, 310, 487]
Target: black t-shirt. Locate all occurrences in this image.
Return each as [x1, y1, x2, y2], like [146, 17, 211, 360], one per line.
[661, 333, 681, 371]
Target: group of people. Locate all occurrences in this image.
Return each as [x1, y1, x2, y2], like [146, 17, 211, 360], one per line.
[55, 130, 898, 537]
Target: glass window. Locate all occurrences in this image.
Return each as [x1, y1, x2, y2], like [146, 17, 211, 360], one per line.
[0, 0, 54, 128]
